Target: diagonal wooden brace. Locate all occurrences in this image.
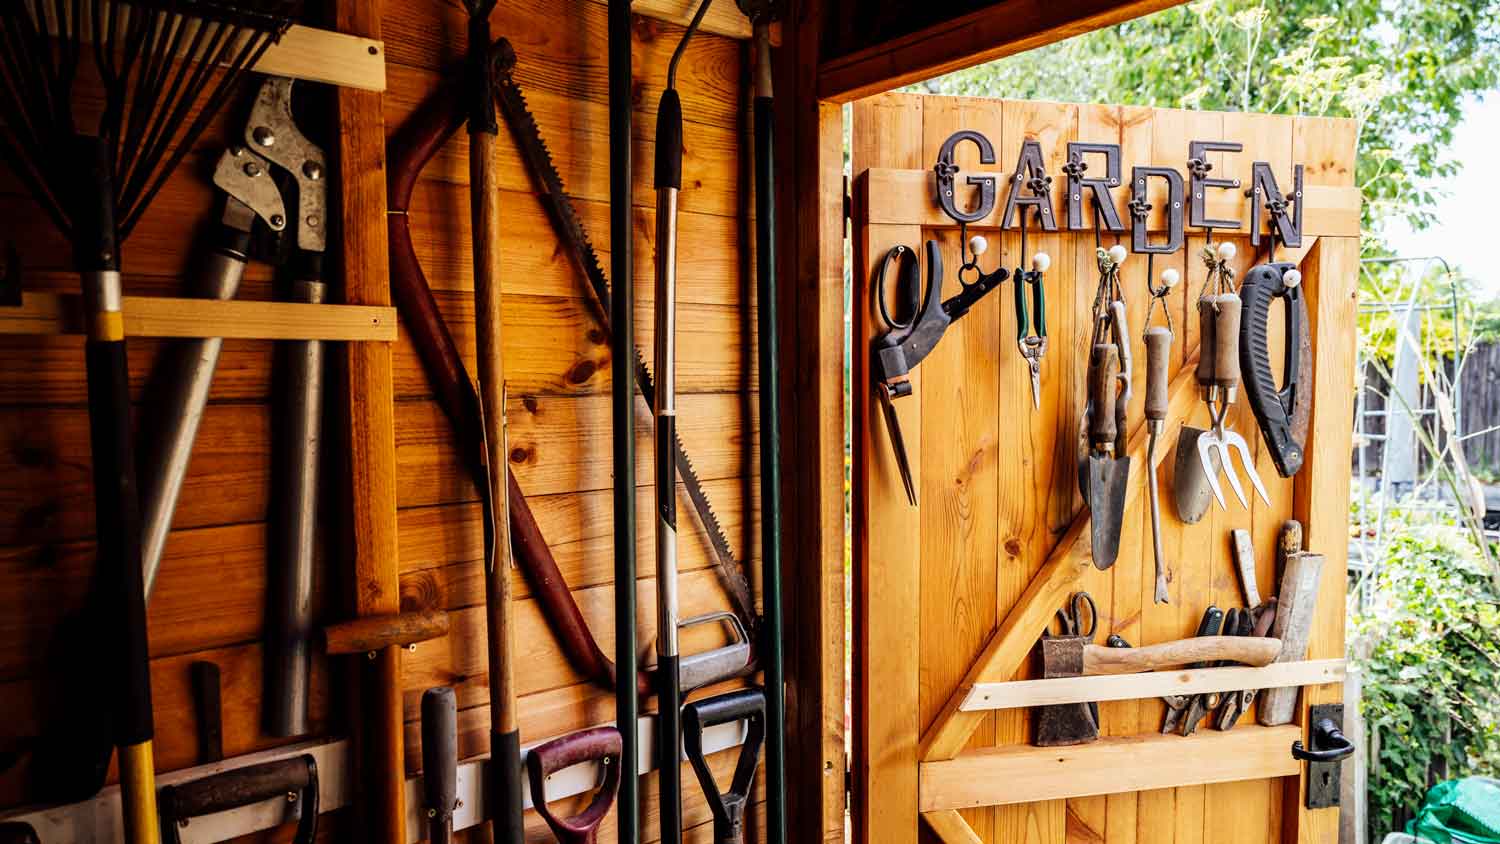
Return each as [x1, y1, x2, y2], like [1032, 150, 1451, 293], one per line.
[919, 356, 1203, 763]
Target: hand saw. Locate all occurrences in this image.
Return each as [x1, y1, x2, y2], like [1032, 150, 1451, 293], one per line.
[491, 40, 756, 630]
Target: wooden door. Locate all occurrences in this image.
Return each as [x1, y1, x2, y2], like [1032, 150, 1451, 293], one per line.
[850, 92, 1360, 844]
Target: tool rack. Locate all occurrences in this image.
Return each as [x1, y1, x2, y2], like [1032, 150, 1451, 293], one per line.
[852, 95, 1361, 843]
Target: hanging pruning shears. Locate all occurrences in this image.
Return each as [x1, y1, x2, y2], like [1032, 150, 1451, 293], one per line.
[871, 238, 1007, 506]
[1014, 175, 1052, 410]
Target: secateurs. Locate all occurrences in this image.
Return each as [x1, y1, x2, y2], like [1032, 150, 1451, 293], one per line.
[871, 240, 1008, 506]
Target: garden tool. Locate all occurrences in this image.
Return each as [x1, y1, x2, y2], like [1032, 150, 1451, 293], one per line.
[653, 5, 721, 838]
[1160, 605, 1224, 735]
[606, 1, 642, 840]
[1015, 197, 1051, 409]
[461, 3, 525, 840]
[1260, 521, 1325, 726]
[1144, 265, 1181, 603]
[1034, 592, 1101, 746]
[684, 689, 768, 844]
[527, 727, 624, 844]
[1240, 261, 1312, 477]
[421, 688, 458, 844]
[1042, 625, 1280, 745]
[1179, 606, 1253, 735]
[0, 824, 36, 844]
[1078, 241, 1133, 569]
[871, 238, 1009, 505]
[1214, 600, 1276, 730]
[0, 0, 296, 823]
[158, 754, 319, 844]
[736, 5, 787, 838]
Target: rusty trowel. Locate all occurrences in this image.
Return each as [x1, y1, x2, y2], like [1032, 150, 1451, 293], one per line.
[1033, 631, 1283, 746]
[1083, 343, 1130, 569]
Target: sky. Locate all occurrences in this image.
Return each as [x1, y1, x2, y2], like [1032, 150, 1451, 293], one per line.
[1383, 94, 1499, 295]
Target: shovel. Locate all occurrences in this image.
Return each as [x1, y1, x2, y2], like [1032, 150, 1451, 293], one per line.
[1084, 343, 1130, 569]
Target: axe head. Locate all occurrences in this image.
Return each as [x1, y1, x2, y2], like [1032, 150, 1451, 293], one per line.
[1033, 636, 1098, 746]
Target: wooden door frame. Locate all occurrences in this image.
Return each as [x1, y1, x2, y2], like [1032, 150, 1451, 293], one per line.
[776, 3, 1361, 844]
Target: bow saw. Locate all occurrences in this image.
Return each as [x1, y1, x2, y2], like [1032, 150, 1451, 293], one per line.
[386, 37, 757, 694]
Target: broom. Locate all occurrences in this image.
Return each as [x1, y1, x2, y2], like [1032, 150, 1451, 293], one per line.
[0, 2, 295, 839]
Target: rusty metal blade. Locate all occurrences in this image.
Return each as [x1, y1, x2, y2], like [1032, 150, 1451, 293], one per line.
[878, 387, 917, 506]
[1085, 454, 1129, 569]
[492, 48, 756, 629]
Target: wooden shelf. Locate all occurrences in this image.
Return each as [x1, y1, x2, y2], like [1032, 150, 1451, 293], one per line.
[0, 292, 396, 342]
[919, 725, 1302, 812]
[960, 658, 1346, 712]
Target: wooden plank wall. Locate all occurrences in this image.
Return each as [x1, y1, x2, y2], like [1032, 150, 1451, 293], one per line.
[851, 92, 1357, 844]
[0, 2, 766, 841]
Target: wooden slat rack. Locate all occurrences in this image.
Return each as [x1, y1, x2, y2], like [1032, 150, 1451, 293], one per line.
[0, 292, 396, 342]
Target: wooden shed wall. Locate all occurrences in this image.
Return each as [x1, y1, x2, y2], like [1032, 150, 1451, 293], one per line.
[0, 2, 765, 840]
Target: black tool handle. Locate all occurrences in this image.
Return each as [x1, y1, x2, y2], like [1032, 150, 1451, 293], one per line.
[1195, 297, 1217, 389]
[526, 726, 623, 844]
[1240, 262, 1307, 476]
[655, 89, 683, 191]
[1291, 718, 1355, 762]
[190, 661, 223, 764]
[1187, 605, 1224, 668]
[1144, 327, 1172, 422]
[159, 756, 319, 844]
[421, 687, 458, 844]
[0, 823, 37, 844]
[682, 689, 768, 844]
[1088, 344, 1120, 450]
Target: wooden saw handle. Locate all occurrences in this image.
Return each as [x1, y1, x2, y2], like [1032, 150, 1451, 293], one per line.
[1082, 636, 1282, 675]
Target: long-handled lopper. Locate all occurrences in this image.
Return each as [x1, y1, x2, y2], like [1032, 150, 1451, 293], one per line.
[461, 1, 525, 840]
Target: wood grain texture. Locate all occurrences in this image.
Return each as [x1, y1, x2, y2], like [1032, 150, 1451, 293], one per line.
[0, 293, 396, 341]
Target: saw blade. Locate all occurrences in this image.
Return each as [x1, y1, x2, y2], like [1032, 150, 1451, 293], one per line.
[493, 46, 756, 629]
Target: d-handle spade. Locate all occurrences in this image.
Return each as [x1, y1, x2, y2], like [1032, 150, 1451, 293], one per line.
[527, 727, 624, 844]
[1144, 326, 1172, 604]
[684, 689, 768, 844]
[421, 687, 458, 844]
[158, 755, 319, 844]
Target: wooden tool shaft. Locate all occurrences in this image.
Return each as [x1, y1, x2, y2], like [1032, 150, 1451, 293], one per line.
[1214, 294, 1242, 390]
[1082, 636, 1282, 675]
[1088, 344, 1119, 448]
[1144, 327, 1172, 421]
[1260, 551, 1325, 725]
[1195, 298, 1217, 388]
[324, 609, 449, 654]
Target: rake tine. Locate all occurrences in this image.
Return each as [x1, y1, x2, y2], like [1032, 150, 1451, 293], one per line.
[1226, 434, 1271, 506]
[1196, 432, 1227, 509]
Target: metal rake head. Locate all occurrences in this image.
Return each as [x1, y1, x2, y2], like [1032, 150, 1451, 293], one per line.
[0, 0, 297, 244]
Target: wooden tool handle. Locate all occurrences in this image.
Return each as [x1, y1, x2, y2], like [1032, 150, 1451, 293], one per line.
[1144, 327, 1172, 421]
[1082, 636, 1282, 675]
[1214, 293, 1242, 389]
[1088, 343, 1119, 448]
[1278, 519, 1303, 563]
[1195, 298, 1217, 387]
[324, 609, 449, 655]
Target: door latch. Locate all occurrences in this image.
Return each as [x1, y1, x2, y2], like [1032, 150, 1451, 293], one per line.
[1291, 703, 1355, 808]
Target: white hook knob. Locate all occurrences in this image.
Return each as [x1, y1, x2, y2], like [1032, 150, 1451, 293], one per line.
[1032, 251, 1051, 273]
[1217, 241, 1237, 261]
[969, 235, 989, 256]
[1161, 267, 1181, 289]
[1108, 244, 1129, 266]
[1284, 268, 1302, 288]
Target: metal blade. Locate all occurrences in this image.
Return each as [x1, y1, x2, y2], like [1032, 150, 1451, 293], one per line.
[1085, 454, 1129, 569]
[1214, 438, 1249, 508]
[492, 52, 755, 628]
[879, 388, 917, 506]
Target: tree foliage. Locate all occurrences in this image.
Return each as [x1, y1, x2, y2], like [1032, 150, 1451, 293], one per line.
[916, 0, 1500, 239]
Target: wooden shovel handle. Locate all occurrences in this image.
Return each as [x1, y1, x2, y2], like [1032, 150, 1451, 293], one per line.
[1082, 636, 1282, 675]
[1144, 327, 1172, 421]
[1214, 294, 1242, 390]
[1088, 343, 1119, 448]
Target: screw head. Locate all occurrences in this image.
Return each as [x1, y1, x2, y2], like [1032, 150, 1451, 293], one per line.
[244, 161, 262, 177]
[303, 160, 324, 181]
[307, 214, 320, 229]
[270, 214, 285, 229]
[252, 126, 275, 147]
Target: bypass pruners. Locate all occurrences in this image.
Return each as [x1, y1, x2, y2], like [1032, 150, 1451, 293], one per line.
[872, 240, 1008, 505]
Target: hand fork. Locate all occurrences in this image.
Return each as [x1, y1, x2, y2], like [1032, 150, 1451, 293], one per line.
[1198, 294, 1270, 509]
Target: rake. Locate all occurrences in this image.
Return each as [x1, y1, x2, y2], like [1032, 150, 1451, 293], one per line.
[0, 1, 294, 840]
